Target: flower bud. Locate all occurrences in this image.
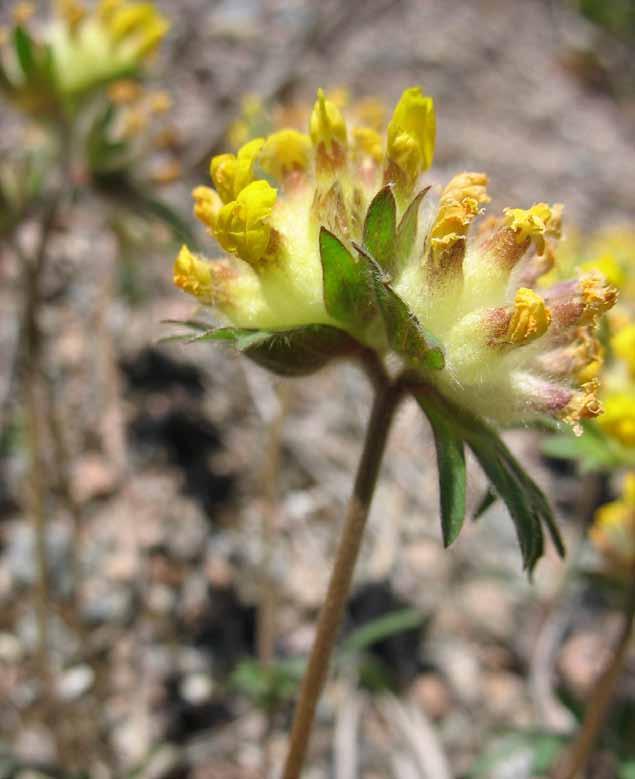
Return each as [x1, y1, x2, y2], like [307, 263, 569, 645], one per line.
[428, 172, 489, 279]
[213, 180, 278, 265]
[259, 129, 312, 183]
[488, 287, 551, 348]
[310, 88, 347, 173]
[210, 138, 265, 204]
[385, 86, 435, 195]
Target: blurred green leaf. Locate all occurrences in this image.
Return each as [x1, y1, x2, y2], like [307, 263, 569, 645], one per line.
[13, 27, 36, 80]
[469, 730, 565, 778]
[231, 658, 304, 711]
[340, 608, 425, 657]
[543, 422, 635, 473]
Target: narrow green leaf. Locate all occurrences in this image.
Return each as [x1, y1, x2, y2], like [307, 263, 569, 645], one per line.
[424, 402, 467, 546]
[413, 387, 563, 571]
[395, 187, 429, 267]
[165, 323, 358, 377]
[340, 608, 424, 656]
[13, 26, 35, 79]
[363, 186, 397, 271]
[473, 486, 498, 521]
[319, 227, 376, 334]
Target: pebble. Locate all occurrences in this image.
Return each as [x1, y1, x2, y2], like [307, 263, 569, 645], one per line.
[56, 664, 95, 701]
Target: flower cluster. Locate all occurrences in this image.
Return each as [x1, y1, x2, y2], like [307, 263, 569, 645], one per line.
[0, 0, 169, 117]
[174, 86, 616, 434]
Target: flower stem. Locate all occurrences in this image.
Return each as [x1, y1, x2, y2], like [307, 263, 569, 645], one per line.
[281, 363, 403, 779]
[555, 558, 635, 779]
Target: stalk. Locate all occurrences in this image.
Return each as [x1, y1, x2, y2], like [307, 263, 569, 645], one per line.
[555, 557, 635, 779]
[281, 361, 403, 778]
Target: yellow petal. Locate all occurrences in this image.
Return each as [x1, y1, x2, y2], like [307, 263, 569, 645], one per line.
[213, 180, 277, 265]
[386, 86, 435, 190]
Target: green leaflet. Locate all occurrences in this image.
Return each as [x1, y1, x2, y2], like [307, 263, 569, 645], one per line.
[414, 387, 564, 571]
[363, 186, 397, 272]
[423, 400, 466, 546]
[163, 323, 358, 377]
[355, 245, 445, 370]
[319, 227, 376, 336]
[395, 187, 429, 268]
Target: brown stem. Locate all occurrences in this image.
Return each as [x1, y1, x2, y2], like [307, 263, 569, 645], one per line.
[554, 558, 635, 779]
[21, 197, 64, 684]
[281, 362, 402, 779]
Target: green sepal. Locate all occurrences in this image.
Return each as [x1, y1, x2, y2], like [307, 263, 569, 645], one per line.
[395, 187, 429, 268]
[423, 399, 466, 546]
[165, 323, 359, 377]
[355, 244, 445, 370]
[319, 227, 376, 336]
[414, 386, 564, 572]
[363, 186, 397, 272]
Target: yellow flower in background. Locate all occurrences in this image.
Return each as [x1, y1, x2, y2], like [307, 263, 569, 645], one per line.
[0, 0, 169, 117]
[591, 473, 635, 571]
[50, 0, 169, 95]
[173, 86, 617, 433]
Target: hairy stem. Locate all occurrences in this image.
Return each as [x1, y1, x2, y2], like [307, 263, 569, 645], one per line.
[282, 363, 402, 778]
[555, 558, 635, 779]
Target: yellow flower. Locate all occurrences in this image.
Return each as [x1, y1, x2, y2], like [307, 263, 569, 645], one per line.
[214, 180, 277, 265]
[385, 86, 435, 194]
[259, 130, 312, 181]
[591, 473, 635, 571]
[612, 324, 635, 379]
[173, 86, 616, 431]
[598, 393, 635, 447]
[503, 203, 554, 256]
[310, 88, 347, 172]
[210, 138, 265, 204]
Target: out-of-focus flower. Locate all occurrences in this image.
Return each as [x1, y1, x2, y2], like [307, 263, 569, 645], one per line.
[173, 86, 617, 433]
[0, 0, 169, 118]
[591, 473, 635, 571]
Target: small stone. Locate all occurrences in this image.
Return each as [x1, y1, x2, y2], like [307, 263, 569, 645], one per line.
[71, 455, 118, 503]
[558, 628, 612, 697]
[56, 664, 95, 701]
[180, 673, 214, 704]
[0, 632, 22, 662]
[14, 726, 57, 763]
[412, 673, 451, 720]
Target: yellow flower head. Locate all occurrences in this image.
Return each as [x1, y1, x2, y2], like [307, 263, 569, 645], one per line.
[174, 86, 616, 432]
[591, 473, 635, 571]
[49, 0, 168, 95]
